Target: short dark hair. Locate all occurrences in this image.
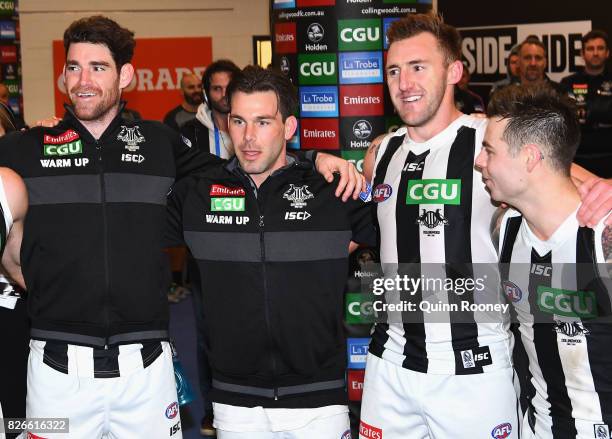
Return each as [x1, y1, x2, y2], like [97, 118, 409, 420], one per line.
[518, 36, 547, 56]
[487, 84, 580, 175]
[582, 29, 609, 49]
[387, 12, 461, 65]
[63, 15, 135, 69]
[203, 59, 241, 98]
[227, 65, 297, 121]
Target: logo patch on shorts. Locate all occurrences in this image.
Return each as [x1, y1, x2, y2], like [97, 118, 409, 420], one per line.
[594, 424, 610, 439]
[165, 401, 179, 419]
[359, 420, 382, 439]
[491, 422, 512, 438]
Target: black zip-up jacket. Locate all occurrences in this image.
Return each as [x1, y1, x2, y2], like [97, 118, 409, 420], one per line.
[561, 68, 612, 177]
[167, 156, 375, 408]
[0, 106, 222, 347]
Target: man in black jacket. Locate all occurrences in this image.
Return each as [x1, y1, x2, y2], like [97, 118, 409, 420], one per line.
[167, 66, 374, 439]
[0, 16, 364, 439]
[561, 30, 612, 178]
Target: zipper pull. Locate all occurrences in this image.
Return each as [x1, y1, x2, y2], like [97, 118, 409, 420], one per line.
[274, 388, 278, 401]
[259, 215, 264, 227]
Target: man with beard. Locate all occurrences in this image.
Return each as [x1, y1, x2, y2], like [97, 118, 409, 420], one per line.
[0, 16, 362, 438]
[163, 72, 203, 131]
[181, 59, 241, 159]
[561, 30, 612, 178]
[359, 13, 611, 439]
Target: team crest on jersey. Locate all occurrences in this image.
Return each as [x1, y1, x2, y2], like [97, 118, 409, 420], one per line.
[502, 280, 522, 303]
[341, 430, 352, 439]
[283, 184, 314, 208]
[461, 349, 475, 368]
[594, 424, 610, 439]
[554, 320, 589, 337]
[491, 423, 512, 439]
[416, 209, 448, 237]
[373, 183, 392, 203]
[117, 125, 145, 151]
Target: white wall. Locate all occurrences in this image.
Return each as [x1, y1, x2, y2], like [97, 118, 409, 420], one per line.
[19, 0, 270, 124]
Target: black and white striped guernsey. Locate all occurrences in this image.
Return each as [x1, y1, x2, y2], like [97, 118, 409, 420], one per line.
[369, 115, 511, 375]
[499, 207, 612, 438]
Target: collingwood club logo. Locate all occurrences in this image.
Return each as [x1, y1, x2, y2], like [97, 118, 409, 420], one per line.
[280, 56, 290, 75]
[594, 424, 610, 439]
[307, 23, 324, 42]
[416, 209, 448, 229]
[461, 350, 475, 368]
[353, 120, 372, 140]
[553, 320, 590, 337]
[283, 184, 314, 208]
[117, 125, 145, 152]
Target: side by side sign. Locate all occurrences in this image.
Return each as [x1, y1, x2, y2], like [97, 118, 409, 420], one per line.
[53, 37, 212, 120]
[459, 20, 591, 84]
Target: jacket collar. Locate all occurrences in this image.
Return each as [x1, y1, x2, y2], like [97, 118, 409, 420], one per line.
[62, 101, 127, 144]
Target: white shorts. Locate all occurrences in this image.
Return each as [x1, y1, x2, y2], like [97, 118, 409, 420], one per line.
[359, 353, 521, 439]
[216, 411, 351, 439]
[25, 340, 181, 439]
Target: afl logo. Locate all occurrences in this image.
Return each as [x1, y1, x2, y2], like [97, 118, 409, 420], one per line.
[165, 402, 179, 419]
[373, 184, 392, 203]
[502, 281, 522, 303]
[341, 430, 351, 439]
[491, 423, 512, 439]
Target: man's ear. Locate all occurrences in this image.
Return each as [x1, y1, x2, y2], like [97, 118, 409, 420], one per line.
[119, 63, 135, 90]
[447, 60, 463, 85]
[284, 115, 298, 140]
[524, 143, 543, 172]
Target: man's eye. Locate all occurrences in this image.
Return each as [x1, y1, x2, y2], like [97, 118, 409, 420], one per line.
[387, 68, 399, 77]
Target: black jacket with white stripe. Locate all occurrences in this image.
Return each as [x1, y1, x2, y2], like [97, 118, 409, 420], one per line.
[167, 156, 375, 408]
[0, 107, 222, 348]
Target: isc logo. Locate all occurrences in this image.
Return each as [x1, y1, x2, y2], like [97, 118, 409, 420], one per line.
[474, 352, 489, 361]
[403, 162, 424, 172]
[531, 264, 552, 276]
[285, 211, 311, 221]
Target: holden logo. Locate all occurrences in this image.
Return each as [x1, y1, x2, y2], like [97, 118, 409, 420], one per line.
[307, 23, 324, 43]
[280, 57, 290, 75]
[353, 120, 372, 140]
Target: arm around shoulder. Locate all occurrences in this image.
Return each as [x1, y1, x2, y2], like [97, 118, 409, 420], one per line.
[0, 167, 27, 288]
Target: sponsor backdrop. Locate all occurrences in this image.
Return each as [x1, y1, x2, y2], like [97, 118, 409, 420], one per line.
[52, 37, 212, 121]
[438, 0, 612, 98]
[271, 0, 433, 175]
[271, 2, 433, 434]
[0, 1, 23, 119]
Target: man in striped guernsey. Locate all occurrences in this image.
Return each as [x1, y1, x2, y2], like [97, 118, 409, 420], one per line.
[359, 13, 521, 439]
[479, 84, 612, 439]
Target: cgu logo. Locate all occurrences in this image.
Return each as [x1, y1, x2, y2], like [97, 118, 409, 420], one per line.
[537, 286, 596, 319]
[300, 61, 335, 77]
[211, 197, 245, 212]
[341, 27, 380, 43]
[43, 141, 82, 156]
[406, 179, 461, 205]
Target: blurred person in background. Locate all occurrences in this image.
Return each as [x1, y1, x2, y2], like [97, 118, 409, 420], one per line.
[164, 73, 203, 131]
[561, 29, 612, 178]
